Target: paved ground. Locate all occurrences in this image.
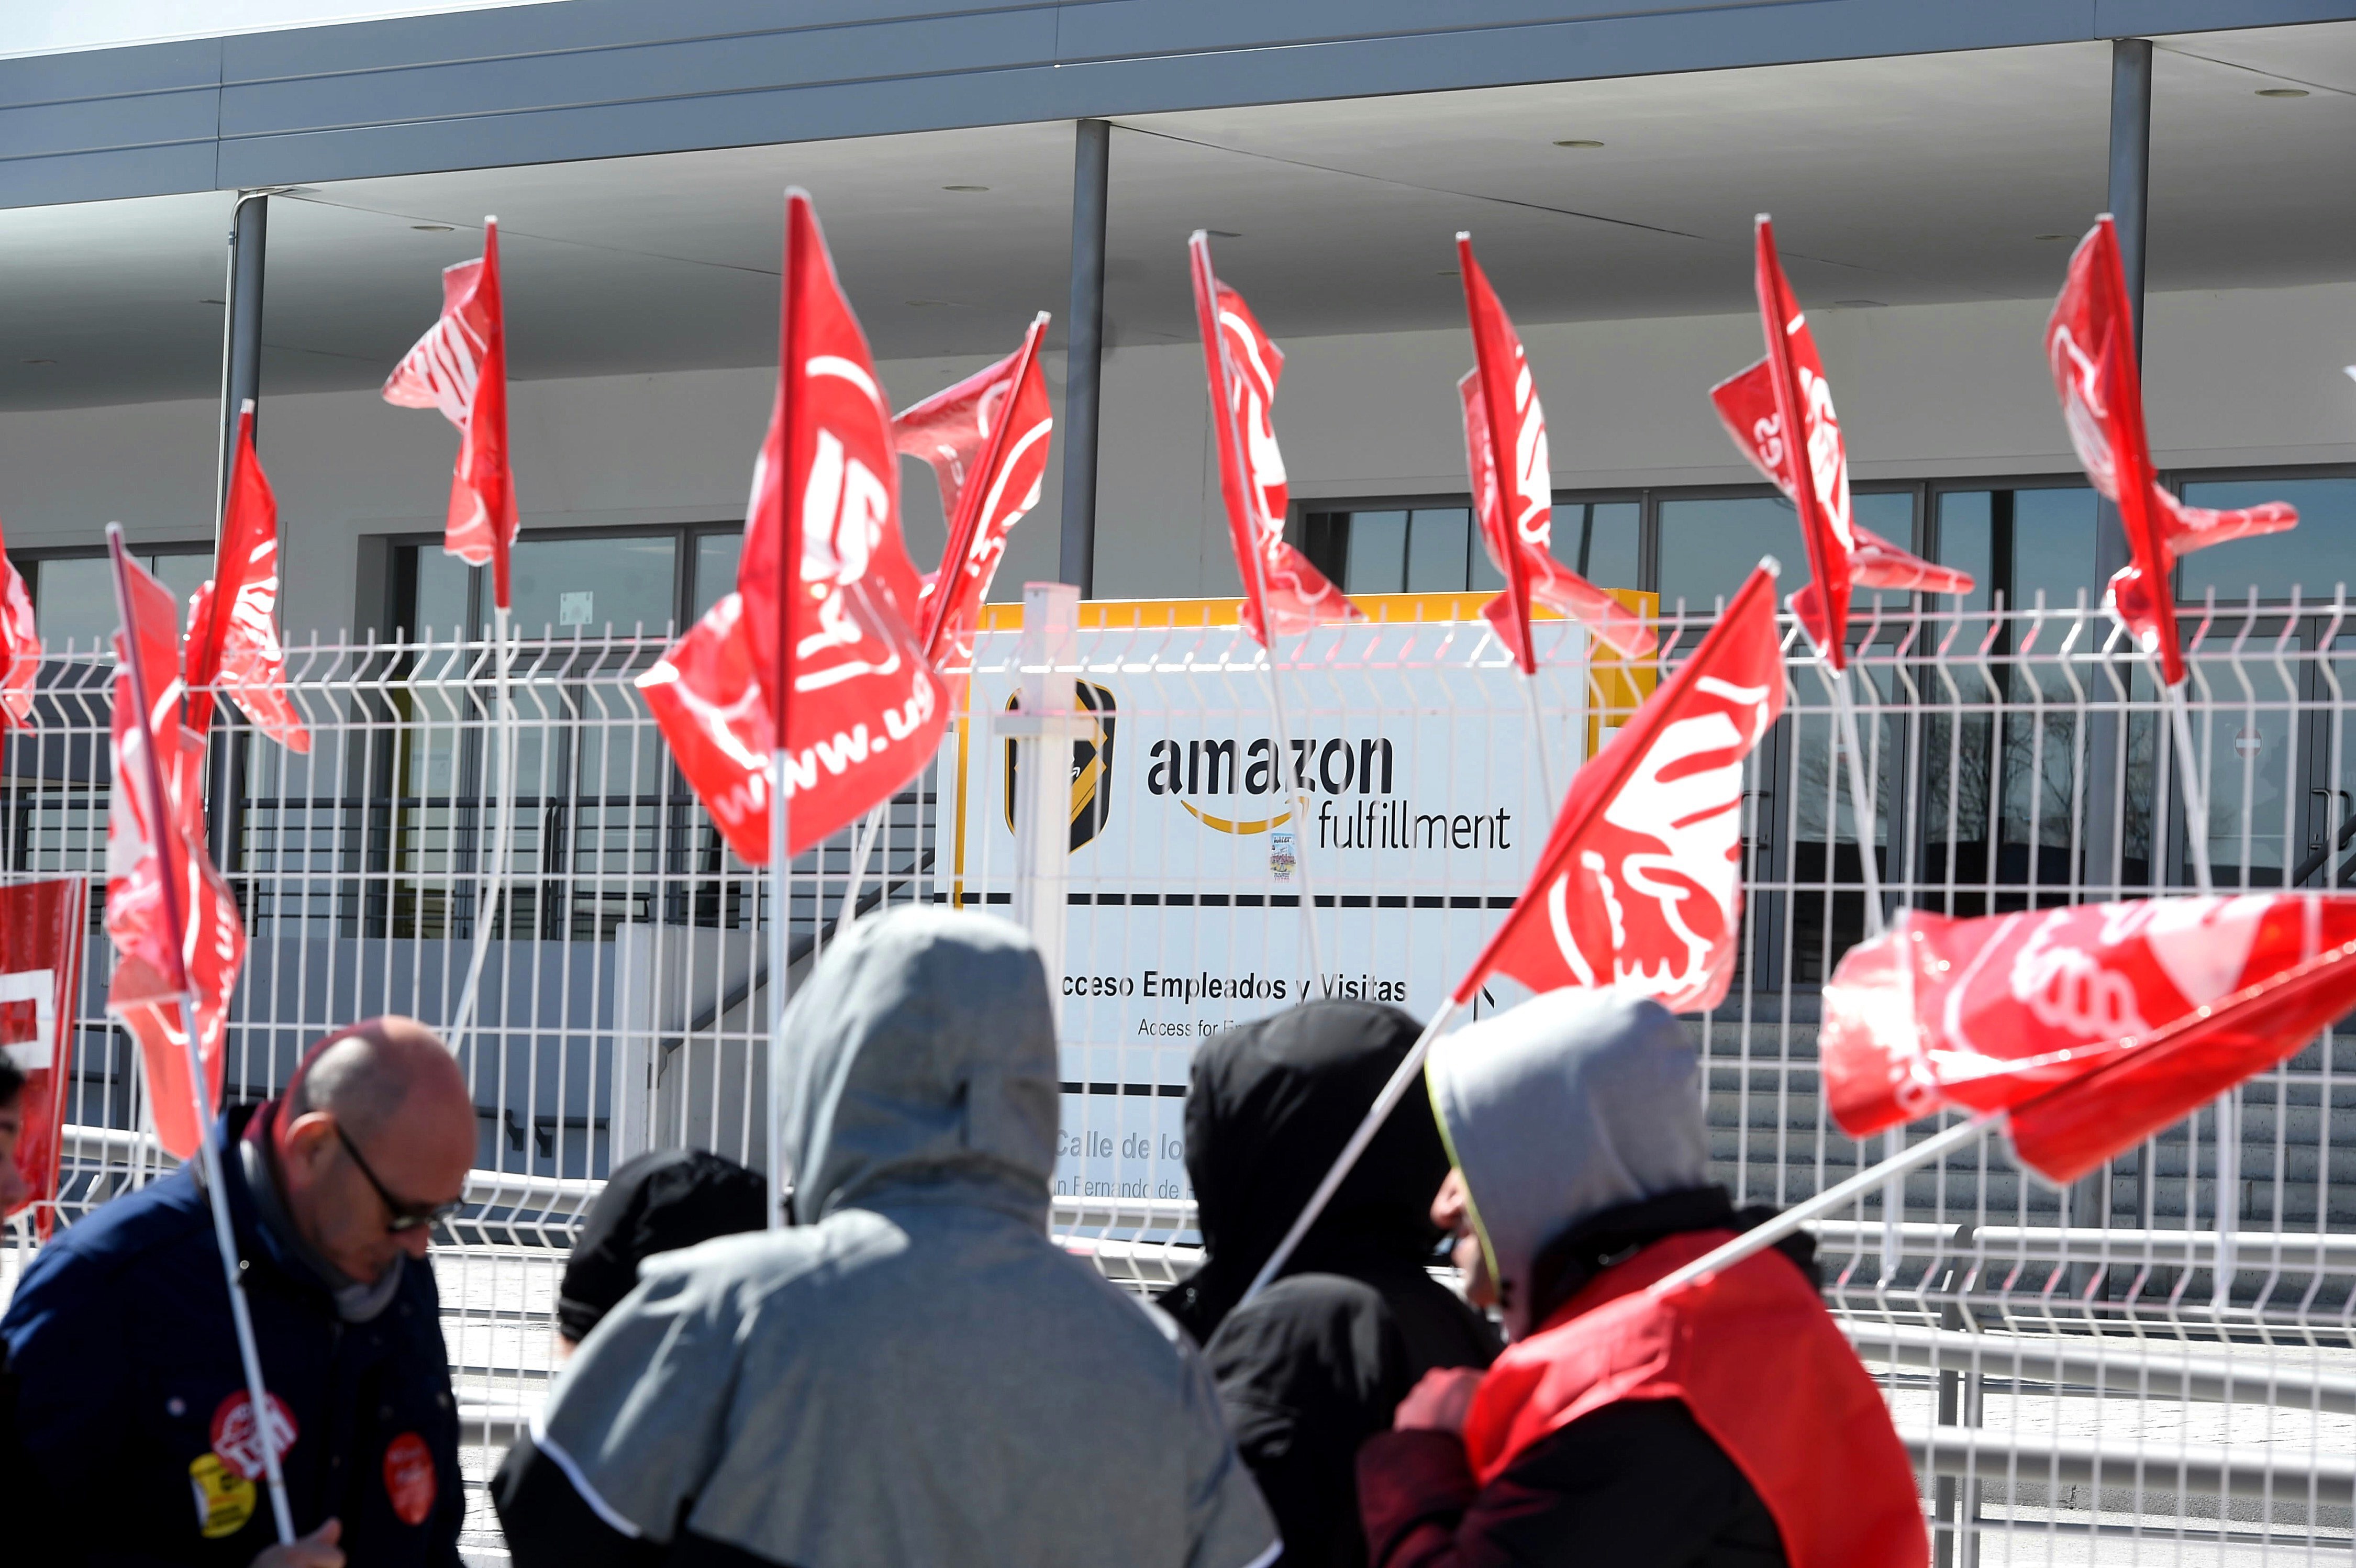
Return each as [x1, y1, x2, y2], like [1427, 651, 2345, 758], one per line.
[12, 1237, 2356, 1564]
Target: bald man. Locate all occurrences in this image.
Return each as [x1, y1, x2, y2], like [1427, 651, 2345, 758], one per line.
[1, 1018, 476, 1567]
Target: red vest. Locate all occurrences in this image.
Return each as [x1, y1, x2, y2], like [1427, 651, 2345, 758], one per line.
[1461, 1229, 1926, 1568]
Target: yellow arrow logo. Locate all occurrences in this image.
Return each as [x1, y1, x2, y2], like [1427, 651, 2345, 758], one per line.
[1178, 802, 1294, 835]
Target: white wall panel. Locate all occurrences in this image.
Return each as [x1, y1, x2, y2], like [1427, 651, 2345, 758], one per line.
[4, 279, 2351, 636]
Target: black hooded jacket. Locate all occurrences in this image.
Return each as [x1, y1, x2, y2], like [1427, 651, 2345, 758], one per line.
[1160, 1002, 1501, 1567]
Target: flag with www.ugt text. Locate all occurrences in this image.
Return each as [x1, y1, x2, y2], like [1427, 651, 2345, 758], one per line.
[640, 191, 946, 863]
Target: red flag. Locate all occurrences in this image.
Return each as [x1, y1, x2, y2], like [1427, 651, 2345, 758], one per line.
[1712, 359, 1974, 606]
[1190, 233, 1362, 646]
[1457, 237, 1655, 668]
[1458, 563, 1785, 1014]
[184, 404, 310, 753]
[1698, 218, 1864, 668]
[637, 590, 771, 864]
[384, 218, 520, 610]
[1823, 896, 2356, 1183]
[1, 877, 87, 1238]
[692, 191, 944, 862]
[2047, 217, 2296, 686]
[0, 513, 37, 729]
[894, 313, 1055, 689]
[103, 550, 247, 1159]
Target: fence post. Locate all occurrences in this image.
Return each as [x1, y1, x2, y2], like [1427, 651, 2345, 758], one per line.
[609, 921, 657, 1164]
[1008, 582, 1079, 993]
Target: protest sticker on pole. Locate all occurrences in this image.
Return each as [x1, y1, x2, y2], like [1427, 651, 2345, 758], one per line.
[0, 877, 87, 1237]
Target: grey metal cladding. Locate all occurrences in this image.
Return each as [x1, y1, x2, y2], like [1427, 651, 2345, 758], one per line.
[216, 9, 1060, 138]
[1049, 0, 1814, 61]
[217, 0, 1030, 79]
[8, 0, 2356, 211]
[0, 35, 217, 104]
[0, 140, 220, 210]
[2095, 0, 2356, 29]
[0, 36, 222, 207]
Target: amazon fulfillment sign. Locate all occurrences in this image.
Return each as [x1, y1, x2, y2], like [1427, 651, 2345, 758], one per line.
[947, 593, 1654, 1204]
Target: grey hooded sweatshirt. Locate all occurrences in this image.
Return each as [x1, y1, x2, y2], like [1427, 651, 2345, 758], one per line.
[1425, 988, 1708, 1341]
[495, 908, 1279, 1568]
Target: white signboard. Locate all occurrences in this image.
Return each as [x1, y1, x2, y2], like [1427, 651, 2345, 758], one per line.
[948, 606, 1610, 1203]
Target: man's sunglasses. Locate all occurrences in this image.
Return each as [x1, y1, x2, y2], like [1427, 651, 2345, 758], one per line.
[336, 1122, 463, 1232]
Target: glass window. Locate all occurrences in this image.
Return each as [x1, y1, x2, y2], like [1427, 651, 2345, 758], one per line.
[1341, 511, 1407, 595]
[1555, 501, 1639, 590]
[28, 555, 117, 652]
[1935, 491, 1994, 615]
[508, 535, 679, 636]
[1404, 508, 1471, 592]
[150, 552, 213, 622]
[2180, 476, 2356, 605]
[2012, 487, 2097, 611]
[693, 532, 742, 619]
[413, 548, 472, 637]
[30, 549, 212, 653]
[1849, 491, 1916, 614]
[1656, 495, 1803, 611]
[1469, 528, 1504, 592]
[1301, 501, 1627, 596]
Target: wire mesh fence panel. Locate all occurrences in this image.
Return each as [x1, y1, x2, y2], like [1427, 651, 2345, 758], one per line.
[3, 589, 2353, 1561]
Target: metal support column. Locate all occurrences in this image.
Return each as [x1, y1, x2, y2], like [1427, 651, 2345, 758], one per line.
[2084, 39, 2153, 882]
[2093, 37, 2152, 594]
[217, 193, 269, 519]
[208, 191, 269, 872]
[2086, 38, 2153, 1242]
[1059, 119, 1110, 597]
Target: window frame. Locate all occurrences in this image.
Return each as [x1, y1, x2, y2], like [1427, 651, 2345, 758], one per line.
[377, 517, 746, 644]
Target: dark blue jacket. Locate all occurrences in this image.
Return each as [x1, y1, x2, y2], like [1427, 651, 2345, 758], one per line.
[0, 1102, 464, 1566]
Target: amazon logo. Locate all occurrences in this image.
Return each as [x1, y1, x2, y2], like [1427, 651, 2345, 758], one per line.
[1002, 683, 1117, 852]
[1144, 733, 1395, 836]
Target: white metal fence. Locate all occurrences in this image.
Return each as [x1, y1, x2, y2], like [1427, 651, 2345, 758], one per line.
[6, 587, 2356, 1561]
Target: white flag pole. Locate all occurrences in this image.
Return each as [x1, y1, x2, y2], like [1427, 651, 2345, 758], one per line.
[1813, 616, 1903, 1278]
[1198, 232, 1332, 988]
[107, 524, 295, 1545]
[1649, 1112, 2003, 1299]
[446, 602, 513, 1060]
[1518, 663, 1560, 814]
[2157, 653, 2237, 1306]
[768, 760, 791, 1229]
[1253, 647, 1329, 987]
[834, 804, 887, 941]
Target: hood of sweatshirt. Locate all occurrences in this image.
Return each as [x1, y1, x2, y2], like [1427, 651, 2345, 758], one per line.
[775, 906, 1059, 1227]
[1426, 989, 1706, 1340]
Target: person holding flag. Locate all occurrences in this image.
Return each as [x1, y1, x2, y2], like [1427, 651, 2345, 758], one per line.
[1, 1016, 477, 1567]
[492, 908, 1279, 1568]
[1239, 560, 1788, 1313]
[1353, 989, 1925, 1568]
